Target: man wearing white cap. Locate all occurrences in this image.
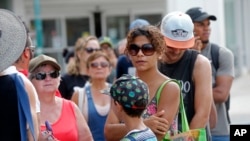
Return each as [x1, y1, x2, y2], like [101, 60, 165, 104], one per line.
[0, 9, 39, 140]
[158, 11, 213, 140]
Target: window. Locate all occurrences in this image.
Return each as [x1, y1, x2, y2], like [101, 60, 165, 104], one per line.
[106, 16, 129, 45]
[0, 0, 12, 9]
[66, 18, 90, 46]
[136, 14, 162, 26]
[31, 19, 62, 48]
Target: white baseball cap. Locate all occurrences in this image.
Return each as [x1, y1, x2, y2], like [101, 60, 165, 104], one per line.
[161, 11, 195, 49]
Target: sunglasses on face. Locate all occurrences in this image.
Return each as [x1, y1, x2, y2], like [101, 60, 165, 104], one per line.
[128, 43, 155, 56]
[32, 71, 60, 80]
[90, 62, 110, 69]
[84, 48, 101, 54]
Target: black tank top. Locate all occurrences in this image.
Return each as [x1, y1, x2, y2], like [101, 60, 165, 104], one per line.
[158, 49, 198, 126]
[0, 75, 21, 140]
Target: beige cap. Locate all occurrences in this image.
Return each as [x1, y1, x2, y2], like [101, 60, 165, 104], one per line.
[29, 54, 61, 73]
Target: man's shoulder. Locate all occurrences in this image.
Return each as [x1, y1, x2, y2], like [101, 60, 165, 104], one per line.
[118, 55, 130, 61]
[210, 43, 232, 53]
[117, 55, 132, 66]
[195, 53, 211, 69]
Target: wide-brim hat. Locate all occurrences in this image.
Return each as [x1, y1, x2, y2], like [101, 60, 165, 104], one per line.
[29, 54, 61, 73]
[0, 9, 27, 72]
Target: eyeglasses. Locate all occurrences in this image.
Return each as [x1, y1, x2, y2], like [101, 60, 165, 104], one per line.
[32, 71, 60, 80]
[128, 43, 155, 56]
[28, 46, 35, 53]
[84, 48, 101, 54]
[90, 62, 110, 68]
[27, 46, 35, 58]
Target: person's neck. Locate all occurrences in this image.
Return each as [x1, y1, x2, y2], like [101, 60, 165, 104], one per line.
[14, 63, 29, 72]
[39, 92, 57, 106]
[123, 116, 146, 131]
[91, 80, 108, 90]
[79, 61, 87, 75]
[137, 66, 162, 85]
[201, 40, 209, 50]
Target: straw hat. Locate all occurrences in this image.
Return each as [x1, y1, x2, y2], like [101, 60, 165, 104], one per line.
[0, 9, 27, 72]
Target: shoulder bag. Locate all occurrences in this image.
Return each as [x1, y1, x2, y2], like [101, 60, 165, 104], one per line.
[156, 79, 207, 141]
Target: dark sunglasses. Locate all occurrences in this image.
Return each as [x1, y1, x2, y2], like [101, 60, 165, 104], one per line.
[84, 48, 101, 54]
[128, 43, 155, 56]
[32, 71, 60, 80]
[90, 62, 110, 68]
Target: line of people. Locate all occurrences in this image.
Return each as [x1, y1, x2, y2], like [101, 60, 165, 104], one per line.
[0, 6, 233, 141]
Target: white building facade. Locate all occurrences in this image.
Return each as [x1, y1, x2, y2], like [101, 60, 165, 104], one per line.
[2, 0, 249, 75]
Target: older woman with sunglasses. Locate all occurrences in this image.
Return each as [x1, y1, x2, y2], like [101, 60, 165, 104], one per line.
[29, 54, 93, 141]
[104, 25, 181, 141]
[71, 52, 112, 141]
[59, 35, 101, 100]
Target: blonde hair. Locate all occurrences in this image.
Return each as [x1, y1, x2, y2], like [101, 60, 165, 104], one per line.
[67, 35, 98, 75]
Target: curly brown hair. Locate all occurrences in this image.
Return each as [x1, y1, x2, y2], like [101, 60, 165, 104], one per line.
[125, 25, 165, 56]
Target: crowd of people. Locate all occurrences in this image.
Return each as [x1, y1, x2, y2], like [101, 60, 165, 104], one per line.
[0, 6, 234, 141]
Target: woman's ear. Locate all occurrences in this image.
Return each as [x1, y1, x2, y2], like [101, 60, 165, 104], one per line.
[157, 51, 163, 61]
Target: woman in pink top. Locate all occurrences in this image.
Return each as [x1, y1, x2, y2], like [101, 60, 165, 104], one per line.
[29, 54, 93, 141]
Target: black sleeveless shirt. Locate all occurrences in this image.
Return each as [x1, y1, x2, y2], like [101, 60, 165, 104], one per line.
[0, 75, 21, 140]
[158, 49, 198, 126]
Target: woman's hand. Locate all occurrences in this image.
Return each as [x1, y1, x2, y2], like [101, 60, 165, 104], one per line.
[144, 110, 169, 135]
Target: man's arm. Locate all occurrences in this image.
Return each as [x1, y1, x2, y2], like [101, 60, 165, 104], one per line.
[24, 77, 40, 140]
[213, 48, 234, 103]
[104, 108, 169, 141]
[104, 109, 127, 141]
[209, 100, 217, 129]
[191, 54, 213, 129]
[73, 102, 93, 141]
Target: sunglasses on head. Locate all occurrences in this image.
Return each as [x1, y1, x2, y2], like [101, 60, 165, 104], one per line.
[84, 48, 101, 54]
[32, 71, 60, 80]
[90, 62, 110, 68]
[128, 43, 155, 56]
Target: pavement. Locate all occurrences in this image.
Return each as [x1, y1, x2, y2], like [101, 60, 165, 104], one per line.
[229, 72, 250, 124]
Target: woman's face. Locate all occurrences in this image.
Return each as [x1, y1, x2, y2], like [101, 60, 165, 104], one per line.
[31, 64, 60, 95]
[78, 39, 101, 63]
[128, 35, 159, 72]
[87, 56, 111, 80]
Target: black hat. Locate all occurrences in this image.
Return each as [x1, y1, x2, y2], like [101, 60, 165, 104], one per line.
[186, 7, 217, 22]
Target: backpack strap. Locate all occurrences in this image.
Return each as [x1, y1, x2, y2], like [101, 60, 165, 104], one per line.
[210, 43, 220, 70]
[10, 73, 36, 141]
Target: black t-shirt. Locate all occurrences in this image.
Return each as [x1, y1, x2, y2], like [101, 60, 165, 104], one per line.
[0, 75, 21, 140]
[116, 55, 133, 79]
[59, 74, 89, 100]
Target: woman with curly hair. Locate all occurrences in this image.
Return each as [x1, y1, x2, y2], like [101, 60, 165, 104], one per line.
[59, 35, 101, 100]
[104, 25, 181, 141]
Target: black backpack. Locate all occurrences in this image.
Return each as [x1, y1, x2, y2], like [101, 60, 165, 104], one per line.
[211, 43, 231, 123]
